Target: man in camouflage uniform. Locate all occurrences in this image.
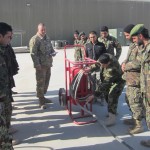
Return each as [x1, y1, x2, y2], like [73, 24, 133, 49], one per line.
[122, 24, 144, 134]
[87, 53, 125, 126]
[0, 22, 13, 149]
[73, 30, 79, 45]
[98, 26, 122, 60]
[29, 23, 56, 109]
[74, 32, 88, 61]
[130, 24, 150, 147]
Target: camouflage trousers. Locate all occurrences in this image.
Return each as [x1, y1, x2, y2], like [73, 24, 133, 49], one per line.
[143, 93, 150, 130]
[74, 48, 83, 61]
[0, 102, 13, 149]
[36, 66, 51, 98]
[2, 95, 12, 129]
[126, 86, 144, 121]
[105, 82, 125, 114]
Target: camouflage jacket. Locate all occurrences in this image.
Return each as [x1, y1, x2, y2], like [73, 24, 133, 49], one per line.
[74, 39, 88, 61]
[0, 46, 9, 99]
[74, 39, 80, 45]
[90, 53, 124, 92]
[140, 40, 150, 102]
[122, 43, 143, 86]
[98, 35, 122, 60]
[29, 34, 55, 68]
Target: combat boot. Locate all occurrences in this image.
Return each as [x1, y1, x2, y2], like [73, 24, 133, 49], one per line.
[140, 139, 150, 147]
[39, 97, 46, 109]
[129, 119, 144, 134]
[44, 97, 53, 103]
[9, 127, 18, 134]
[104, 113, 116, 126]
[123, 118, 135, 125]
[12, 139, 21, 145]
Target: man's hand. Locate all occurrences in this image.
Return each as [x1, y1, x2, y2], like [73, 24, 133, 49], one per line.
[85, 95, 94, 104]
[121, 62, 126, 72]
[84, 67, 91, 73]
[36, 65, 42, 70]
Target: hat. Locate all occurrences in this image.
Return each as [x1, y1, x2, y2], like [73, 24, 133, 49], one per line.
[123, 24, 135, 33]
[100, 26, 108, 32]
[79, 31, 85, 37]
[130, 24, 145, 36]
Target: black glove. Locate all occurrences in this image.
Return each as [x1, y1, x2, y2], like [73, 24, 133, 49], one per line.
[94, 91, 101, 97]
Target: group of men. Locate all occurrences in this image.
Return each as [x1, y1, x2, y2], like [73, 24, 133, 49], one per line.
[73, 27, 124, 126]
[73, 26, 122, 61]
[73, 25, 150, 147]
[0, 21, 150, 148]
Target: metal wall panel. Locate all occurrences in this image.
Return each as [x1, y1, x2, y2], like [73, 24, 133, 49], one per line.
[0, 0, 150, 46]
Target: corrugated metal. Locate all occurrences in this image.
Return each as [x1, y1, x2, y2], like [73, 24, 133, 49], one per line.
[0, 0, 150, 46]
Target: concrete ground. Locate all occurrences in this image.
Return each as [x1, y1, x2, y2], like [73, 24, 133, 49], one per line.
[12, 47, 150, 150]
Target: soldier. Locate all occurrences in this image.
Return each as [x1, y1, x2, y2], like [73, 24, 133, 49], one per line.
[122, 24, 144, 134]
[73, 30, 80, 45]
[130, 24, 150, 147]
[0, 22, 13, 149]
[29, 23, 56, 109]
[86, 53, 125, 126]
[98, 26, 122, 60]
[74, 32, 87, 61]
[79, 32, 88, 46]
[4, 38, 20, 145]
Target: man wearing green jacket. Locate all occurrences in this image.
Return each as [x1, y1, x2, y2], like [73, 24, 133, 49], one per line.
[98, 26, 122, 60]
[86, 53, 125, 126]
[29, 23, 56, 109]
[130, 24, 150, 147]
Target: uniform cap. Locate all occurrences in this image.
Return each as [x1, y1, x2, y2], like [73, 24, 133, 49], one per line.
[79, 31, 85, 37]
[130, 24, 145, 36]
[100, 26, 108, 32]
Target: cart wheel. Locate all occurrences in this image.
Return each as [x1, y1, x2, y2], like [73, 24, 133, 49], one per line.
[58, 88, 66, 106]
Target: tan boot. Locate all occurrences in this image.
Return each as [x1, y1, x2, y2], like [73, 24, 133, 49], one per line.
[12, 139, 21, 145]
[141, 139, 150, 147]
[104, 113, 116, 126]
[9, 127, 18, 134]
[44, 97, 53, 103]
[123, 118, 135, 125]
[129, 120, 144, 134]
[39, 97, 46, 109]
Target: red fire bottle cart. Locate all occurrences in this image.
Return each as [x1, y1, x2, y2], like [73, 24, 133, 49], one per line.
[58, 45, 97, 125]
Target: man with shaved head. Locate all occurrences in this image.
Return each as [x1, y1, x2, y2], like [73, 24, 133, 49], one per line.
[29, 23, 56, 109]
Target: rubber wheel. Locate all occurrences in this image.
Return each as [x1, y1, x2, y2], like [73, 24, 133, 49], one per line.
[58, 88, 66, 106]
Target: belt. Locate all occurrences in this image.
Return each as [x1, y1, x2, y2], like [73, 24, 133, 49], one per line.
[126, 70, 140, 73]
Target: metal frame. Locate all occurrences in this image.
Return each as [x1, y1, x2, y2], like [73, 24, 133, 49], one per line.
[62, 45, 97, 125]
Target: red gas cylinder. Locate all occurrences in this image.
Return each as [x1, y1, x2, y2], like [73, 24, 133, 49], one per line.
[70, 66, 91, 100]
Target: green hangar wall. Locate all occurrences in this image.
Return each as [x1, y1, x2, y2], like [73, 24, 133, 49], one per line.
[0, 0, 150, 46]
